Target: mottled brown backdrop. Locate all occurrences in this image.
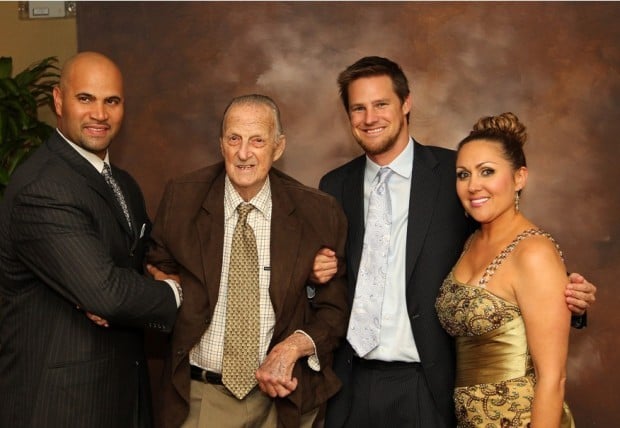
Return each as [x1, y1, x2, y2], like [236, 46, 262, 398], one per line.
[77, 2, 619, 425]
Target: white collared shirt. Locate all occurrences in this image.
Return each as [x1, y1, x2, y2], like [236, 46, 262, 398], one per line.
[360, 138, 421, 362]
[190, 175, 320, 372]
[190, 177, 276, 372]
[57, 128, 108, 173]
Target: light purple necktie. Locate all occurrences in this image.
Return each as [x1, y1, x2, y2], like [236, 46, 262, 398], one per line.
[347, 167, 393, 357]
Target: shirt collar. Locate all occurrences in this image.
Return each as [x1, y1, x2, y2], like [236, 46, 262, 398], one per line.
[57, 128, 110, 173]
[365, 137, 414, 180]
[224, 175, 272, 221]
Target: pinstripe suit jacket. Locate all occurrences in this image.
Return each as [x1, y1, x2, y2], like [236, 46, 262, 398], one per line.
[147, 163, 349, 428]
[321, 141, 477, 428]
[0, 131, 178, 428]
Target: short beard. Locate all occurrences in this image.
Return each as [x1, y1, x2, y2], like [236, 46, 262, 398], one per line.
[356, 134, 398, 157]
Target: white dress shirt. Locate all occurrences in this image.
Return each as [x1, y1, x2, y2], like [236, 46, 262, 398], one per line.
[361, 138, 420, 362]
[190, 176, 319, 373]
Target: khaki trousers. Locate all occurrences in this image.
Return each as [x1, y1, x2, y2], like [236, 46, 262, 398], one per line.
[181, 380, 319, 428]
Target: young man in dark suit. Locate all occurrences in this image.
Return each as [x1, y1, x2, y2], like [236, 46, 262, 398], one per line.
[312, 56, 596, 428]
[0, 52, 181, 428]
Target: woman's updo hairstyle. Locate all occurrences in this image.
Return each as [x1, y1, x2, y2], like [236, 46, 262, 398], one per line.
[458, 112, 528, 170]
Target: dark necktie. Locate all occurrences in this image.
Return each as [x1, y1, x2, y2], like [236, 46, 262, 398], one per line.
[221, 203, 260, 399]
[101, 163, 133, 232]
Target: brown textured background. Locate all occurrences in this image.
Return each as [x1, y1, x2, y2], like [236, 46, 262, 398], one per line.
[77, 2, 619, 425]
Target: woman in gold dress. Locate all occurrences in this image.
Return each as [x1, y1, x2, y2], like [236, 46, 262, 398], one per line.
[435, 112, 575, 427]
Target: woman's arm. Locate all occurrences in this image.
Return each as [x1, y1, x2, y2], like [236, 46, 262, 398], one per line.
[514, 236, 571, 428]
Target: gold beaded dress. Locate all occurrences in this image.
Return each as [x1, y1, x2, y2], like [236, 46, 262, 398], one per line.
[435, 229, 575, 428]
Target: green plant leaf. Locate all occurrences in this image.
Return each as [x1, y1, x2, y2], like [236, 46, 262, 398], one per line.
[0, 169, 10, 186]
[0, 78, 20, 96]
[15, 57, 59, 87]
[0, 56, 58, 200]
[0, 57, 12, 79]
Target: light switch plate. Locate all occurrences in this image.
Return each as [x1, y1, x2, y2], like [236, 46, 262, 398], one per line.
[18, 1, 77, 19]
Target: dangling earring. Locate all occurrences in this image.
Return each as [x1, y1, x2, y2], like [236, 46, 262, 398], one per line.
[464, 210, 469, 218]
[515, 192, 520, 212]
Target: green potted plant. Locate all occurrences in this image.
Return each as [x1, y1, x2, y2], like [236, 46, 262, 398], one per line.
[0, 56, 59, 199]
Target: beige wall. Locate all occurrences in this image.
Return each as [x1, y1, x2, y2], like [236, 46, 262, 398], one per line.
[0, 1, 77, 124]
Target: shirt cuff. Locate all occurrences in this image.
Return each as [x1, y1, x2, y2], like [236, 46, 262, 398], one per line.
[571, 312, 587, 329]
[164, 279, 183, 308]
[294, 329, 320, 371]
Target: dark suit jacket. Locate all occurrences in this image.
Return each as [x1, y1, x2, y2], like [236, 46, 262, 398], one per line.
[320, 141, 477, 428]
[147, 162, 349, 428]
[0, 131, 178, 428]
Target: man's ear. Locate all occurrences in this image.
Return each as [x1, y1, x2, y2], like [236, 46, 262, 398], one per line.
[273, 135, 286, 162]
[52, 86, 62, 117]
[219, 137, 226, 157]
[402, 94, 412, 116]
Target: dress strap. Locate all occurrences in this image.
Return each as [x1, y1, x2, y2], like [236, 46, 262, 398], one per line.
[462, 233, 476, 253]
[478, 228, 563, 288]
[452, 232, 478, 271]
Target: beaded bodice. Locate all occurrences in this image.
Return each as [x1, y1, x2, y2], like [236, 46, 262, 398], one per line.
[436, 228, 562, 337]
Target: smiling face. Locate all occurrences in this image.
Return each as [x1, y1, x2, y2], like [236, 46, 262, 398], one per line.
[456, 139, 527, 224]
[53, 53, 124, 160]
[346, 75, 411, 166]
[220, 102, 285, 201]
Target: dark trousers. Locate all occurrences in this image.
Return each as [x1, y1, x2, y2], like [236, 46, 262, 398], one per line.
[343, 358, 447, 428]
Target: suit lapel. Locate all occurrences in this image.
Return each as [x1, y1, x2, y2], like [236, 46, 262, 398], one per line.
[269, 172, 302, 328]
[405, 142, 440, 283]
[343, 157, 366, 293]
[342, 162, 366, 302]
[196, 171, 226, 309]
[47, 132, 134, 237]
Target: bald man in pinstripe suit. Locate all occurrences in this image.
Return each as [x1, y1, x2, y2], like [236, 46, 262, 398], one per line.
[0, 52, 180, 428]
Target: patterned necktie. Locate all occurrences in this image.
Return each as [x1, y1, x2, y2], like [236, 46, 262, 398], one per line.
[101, 163, 133, 232]
[222, 203, 260, 399]
[347, 167, 393, 357]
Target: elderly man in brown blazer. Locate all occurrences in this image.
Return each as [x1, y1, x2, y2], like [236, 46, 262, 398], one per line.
[148, 94, 349, 428]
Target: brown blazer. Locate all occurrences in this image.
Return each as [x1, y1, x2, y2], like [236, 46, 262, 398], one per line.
[148, 162, 349, 428]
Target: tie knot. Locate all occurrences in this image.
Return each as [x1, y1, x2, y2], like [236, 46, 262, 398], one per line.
[374, 168, 392, 195]
[237, 203, 254, 222]
[377, 167, 392, 184]
[102, 163, 112, 177]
